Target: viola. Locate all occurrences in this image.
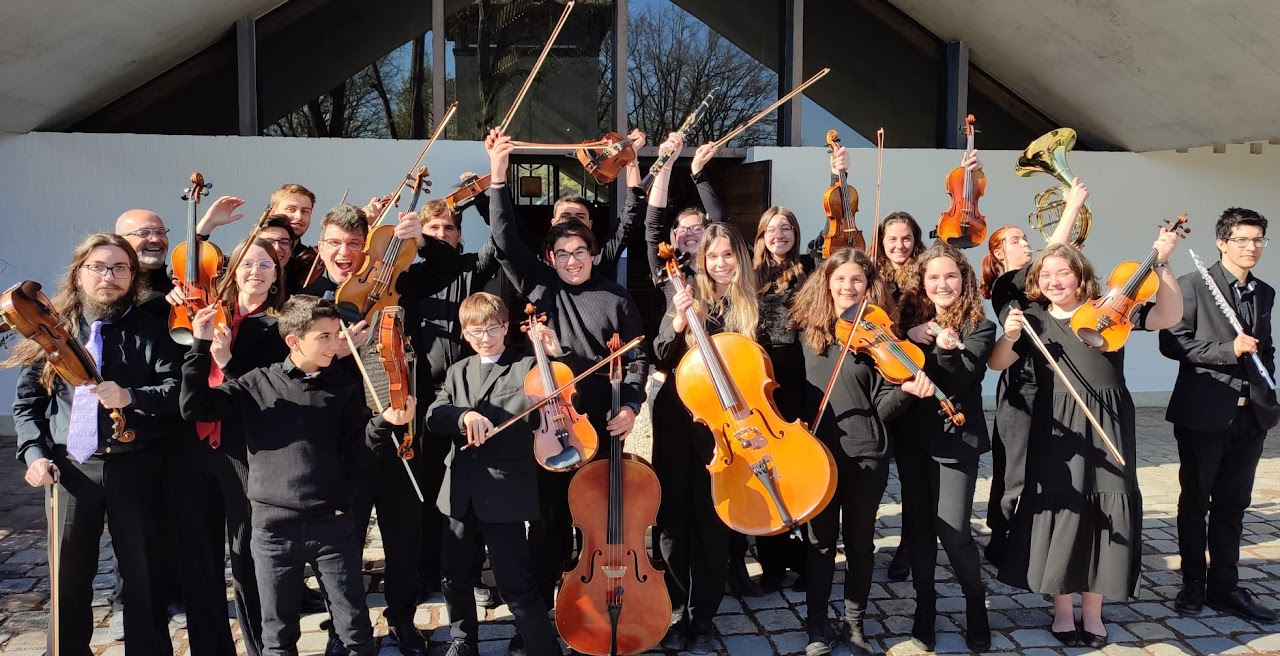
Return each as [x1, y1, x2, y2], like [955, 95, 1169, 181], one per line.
[821, 129, 865, 257]
[375, 306, 415, 460]
[0, 281, 135, 442]
[522, 304, 598, 471]
[444, 173, 491, 212]
[658, 243, 835, 537]
[1072, 213, 1190, 351]
[333, 168, 431, 324]
[935, 115, 987, 249]
[834, 301, 965, 426]
[169, 172, 229, 345]
[556, 334, 669, 656]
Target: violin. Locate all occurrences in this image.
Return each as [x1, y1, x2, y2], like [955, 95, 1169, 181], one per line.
[821, 129, 865, 257]
[333, 167, 431, 324]
[658, 243, 835, 537]
[576, 132, 639, 185]
[935, 115, 987, 249]
[444, 173, 492, 212]
[522, 305, 598, 470]
[169, 172, 229, 345]
[0, 281, 135, 442]
[556, 334, 670, 656]
[834, 302, 965, 426]
[376, 306, 415, 460]
[1072, 213, 1190, 351]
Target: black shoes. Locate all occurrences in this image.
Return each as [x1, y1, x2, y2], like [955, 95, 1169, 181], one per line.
[1174, 581, 1206, 615]
[507, 632, 526, 656]
[324, 634, 346, 656]
[911, 592, 936, 651]
[388, 623, 427, 656]
[727, 558, 764, 597]
[661, 620, 689, 651]
[804, 621, 837, 656]
[474, 584, 502, 609]
[1051, 626, 1080, 647]
[887, 547, 911, 582]
[445, 639, 476, 656]
[1080, 627, 1108, 649]
[839, 616, 873, 656]
[687, 629, 716, 655]
[1207, 587, 1280, 623]
[965, 596, 991, 651]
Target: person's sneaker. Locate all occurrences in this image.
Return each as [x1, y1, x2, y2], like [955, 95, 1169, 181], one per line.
[474, 584, 502, 609]
[804, 621, 837, 656]
[324, 633, 345, 656]
[166, 603, 187, 629]
[108, 610, 125, 641]
[687, 629, 715, 655]
[445, 639, 477, 656]
[1174, 581, 1205, 615]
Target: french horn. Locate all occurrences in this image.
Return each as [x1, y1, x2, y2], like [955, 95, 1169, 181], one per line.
[1015, 128, 1092, 246]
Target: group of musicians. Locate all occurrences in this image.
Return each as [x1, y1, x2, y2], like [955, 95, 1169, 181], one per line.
[6, 125, 1277, 656]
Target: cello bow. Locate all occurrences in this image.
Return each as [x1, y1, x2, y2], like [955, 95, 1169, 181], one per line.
[498, 1, 576, 133]
[710, 68, 830, 149]
[870, 128, 884, 262]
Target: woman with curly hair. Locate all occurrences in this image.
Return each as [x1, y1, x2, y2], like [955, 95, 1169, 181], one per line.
[893, 243, 997, 651]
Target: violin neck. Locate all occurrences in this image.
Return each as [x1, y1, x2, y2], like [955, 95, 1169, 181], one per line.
[185, 194, 199, 281]
[1122, 249, 1162, 298]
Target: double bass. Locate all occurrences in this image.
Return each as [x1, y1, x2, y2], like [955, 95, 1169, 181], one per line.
[521, 305, 598, 471]
[658, 244, 835, 536]
[1, 280, 135, 442]
[821, 129, 865, 256]
[556, 335, 669, 656]
[935, 115, 987, 249]
[1072, 214, 1190, 351]
[169, 172, 228, 344]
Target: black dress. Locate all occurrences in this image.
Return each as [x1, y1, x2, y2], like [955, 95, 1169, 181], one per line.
[986, 268, 1038, 553]
[997, 303, 1144, 600]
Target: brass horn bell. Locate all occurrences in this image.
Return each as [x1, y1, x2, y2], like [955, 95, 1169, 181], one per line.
[1015, 128, 1091, 246]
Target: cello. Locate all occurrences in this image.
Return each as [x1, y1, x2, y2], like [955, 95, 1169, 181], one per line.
[658, 244, 836, 537]
[1072, 214, 1190, 351]
[521, 305, 598, 471]
[556, 334, 669, 656]
[169, 172, 229, 344]
[934, 115, 987, 249]
[821, 129, 865, 256]
[1, 280, 135, 442]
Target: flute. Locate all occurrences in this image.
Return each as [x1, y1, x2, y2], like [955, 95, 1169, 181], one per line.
[1187, 249, 1276, 390]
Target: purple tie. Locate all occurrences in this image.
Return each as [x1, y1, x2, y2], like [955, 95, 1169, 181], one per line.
[66, 320, 106, 463]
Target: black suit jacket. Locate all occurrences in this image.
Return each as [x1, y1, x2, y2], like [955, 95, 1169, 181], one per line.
[1160, 260, 1279, 432]
[425, 348, 543, 524]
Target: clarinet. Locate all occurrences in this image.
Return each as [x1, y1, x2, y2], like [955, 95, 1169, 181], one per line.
[638, 86, 720, 192]
[1188, 249, 1276, 390]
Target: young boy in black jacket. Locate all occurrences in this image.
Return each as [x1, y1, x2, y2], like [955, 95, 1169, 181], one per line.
[425, 292, 563, 656]
[180, 296, 415, 656]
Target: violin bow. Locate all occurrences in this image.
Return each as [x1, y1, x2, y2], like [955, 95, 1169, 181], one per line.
[1019, 320, 1126, 466]
[47, 468, 61, 656]
[339, 187, 351, 205]
[372, 101, 459, 227]
[871, 128, 884, 262]
[338, 319, 426, 502]
[462, 335, 644, 449]
[711, 68, 830, 149]
[811, 299, 869, 432]
[498, 1, 575, 133]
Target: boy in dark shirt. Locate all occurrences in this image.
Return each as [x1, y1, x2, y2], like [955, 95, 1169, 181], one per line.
[180, 296, 415, 656]
[425, 292, 563, 656]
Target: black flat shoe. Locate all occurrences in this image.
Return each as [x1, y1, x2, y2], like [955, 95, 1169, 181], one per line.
[1207, 587, 1280, 623]
[887, 548, 910, 582]
[1080, 629, 1107, 649]
[1051, 628, 1079, 647]
[388, 623, 427, 656]
[661, 621, 688, 651]
[1174, 581, 1205, 615]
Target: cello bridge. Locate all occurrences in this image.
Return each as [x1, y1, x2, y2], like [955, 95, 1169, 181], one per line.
[601, 565, 627, 579]
[732, 426, 767, 450]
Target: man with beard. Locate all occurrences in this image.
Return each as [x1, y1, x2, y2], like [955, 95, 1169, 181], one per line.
[116, 209, 176, 316]
[7, 233, 183, 656]
[301, 203, 464, 656]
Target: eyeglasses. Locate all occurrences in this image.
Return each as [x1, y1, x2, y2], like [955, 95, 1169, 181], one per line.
[553, 249, 592, 264]
[320, 239, 365, 252]
[81, 264, 134, 279]
[238, 259, 277, 271]
[1226, 237, 1269, 248]
[765, 225, 794, 237]
[463, 323, 507, 339]
[263, 238, 293, 250]
[675, 224, 705, 235]
[125, 228, 170, 239]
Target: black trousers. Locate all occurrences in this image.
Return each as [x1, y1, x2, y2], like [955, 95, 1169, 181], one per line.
[253, 512, 374, 656]
[896, 447, 984, 599]
[1175, 407, 1267, 598]
[168, 437, 263, 656]
[806, 456, 888, 629]
[528, 465, 575, 610]
[441, 509, 559, 655]
[986, 375, 1036, 553]
[351, 446, 424, 626]
[48, 447, 173, 656]
[650, 380, 728, 634]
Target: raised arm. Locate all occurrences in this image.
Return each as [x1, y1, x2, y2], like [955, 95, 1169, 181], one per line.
[1143, 230, 1185, 332]
[645, 133, 686, 284]
[486, 130, 549, 298]
[691, 143, 727, 223]
[1047, 177, 1087, 247]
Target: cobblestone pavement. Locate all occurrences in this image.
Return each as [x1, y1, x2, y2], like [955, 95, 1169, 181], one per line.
[1, 407, 1278, 656]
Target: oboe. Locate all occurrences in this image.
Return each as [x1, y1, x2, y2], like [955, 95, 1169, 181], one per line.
[1188, 249, 1276, 390]
[638, 86, 719, 192]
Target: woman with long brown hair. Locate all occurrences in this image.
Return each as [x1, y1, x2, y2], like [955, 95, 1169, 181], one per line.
[893, 243, 996, 651]
[788, 247, 933, 655]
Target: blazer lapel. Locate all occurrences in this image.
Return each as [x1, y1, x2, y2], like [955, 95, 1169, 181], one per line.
[475, 350, 516, 402]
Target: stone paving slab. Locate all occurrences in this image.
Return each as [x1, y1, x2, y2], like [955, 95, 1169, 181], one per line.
[2, 407, 1279, 655]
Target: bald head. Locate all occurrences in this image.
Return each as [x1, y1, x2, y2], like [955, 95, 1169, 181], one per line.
[115, 209, 170, 271]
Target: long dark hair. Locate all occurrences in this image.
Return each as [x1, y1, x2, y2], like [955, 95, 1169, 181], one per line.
[789, 247, 897, 353]
[2, 233, 147, 390]
[899, 243, 988, 334]
[753, 206, 805, 293]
